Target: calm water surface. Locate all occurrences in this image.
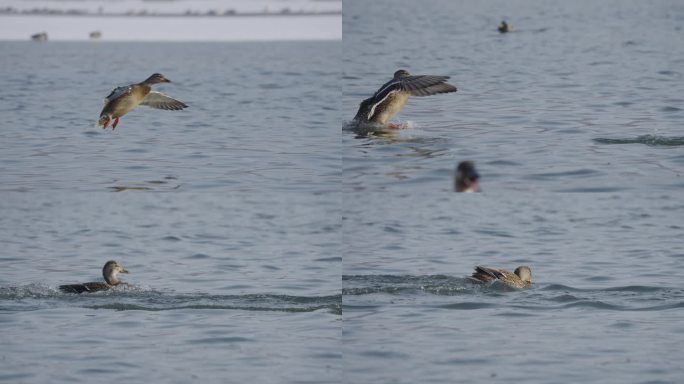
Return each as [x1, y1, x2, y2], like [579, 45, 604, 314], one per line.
[342, 0, 684, 383]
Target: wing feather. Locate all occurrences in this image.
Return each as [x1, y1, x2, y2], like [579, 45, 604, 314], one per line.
[369, 75, 456, 102]
[355, 73, 457, 123]
[472, 266, 505, 282]
[400, 75, 457, 96]
[104, 86, 132, 105]
[139, 91, 188, 110]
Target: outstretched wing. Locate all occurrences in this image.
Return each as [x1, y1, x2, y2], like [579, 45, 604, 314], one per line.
[409, 81, 458, 96]
[104, 86, 132, 105]
[372, 75, 456, 98]
[359, 74, 457, 121]
[399, 75, 457, 96]
[139, 91, 188, 110]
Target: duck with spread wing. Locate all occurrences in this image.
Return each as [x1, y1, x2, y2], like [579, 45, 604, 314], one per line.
[97, 73, 188, 129]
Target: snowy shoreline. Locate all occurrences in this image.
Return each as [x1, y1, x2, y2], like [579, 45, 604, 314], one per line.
[0, 14, 341, 41]
[0, 9, 341, 17]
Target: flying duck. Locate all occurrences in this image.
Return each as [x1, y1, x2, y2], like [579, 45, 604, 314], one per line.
[59, 260, 130, 293]
[353, 69, 457, 127]
[455, 161, 481, 192]
[470, 266, 532, 289]
[97, 73, 188, 129]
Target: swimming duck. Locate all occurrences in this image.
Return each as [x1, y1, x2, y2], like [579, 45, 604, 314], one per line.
[470, 265, 532, 289]
[455, 161, 481, 192]
[353, 69, 457, 127]
[59, 260, 129, 293]
[498, 21, 510, 33]
[97, 73, 188, 129]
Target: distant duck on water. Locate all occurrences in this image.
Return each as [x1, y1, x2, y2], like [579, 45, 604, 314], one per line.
[455, 161, 481, 192]
[59, 260, 129, 293]
[353, 69, 457, 128]
[31, 32, 48, 41]
[498, 21, 510, 33]
[97, 73, 188, 130]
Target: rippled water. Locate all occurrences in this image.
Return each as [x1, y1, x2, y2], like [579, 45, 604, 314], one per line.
[0, 192, 341, 383]
[341, 0, 684, 382]
[343, 0, 684, 194]
[2, 0, 684, 382]
[342, 192, 684, 383]
[0, 41, 341, 383]
[0, 41, 340, 193]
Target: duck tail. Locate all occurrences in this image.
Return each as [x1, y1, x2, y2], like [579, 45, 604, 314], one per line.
[472, 266, 504, 282]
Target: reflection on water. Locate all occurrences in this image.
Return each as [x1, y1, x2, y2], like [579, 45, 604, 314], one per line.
[343, 119, 417, 139]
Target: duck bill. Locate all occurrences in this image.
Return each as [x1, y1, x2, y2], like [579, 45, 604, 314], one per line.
[120, 268, 129, 274]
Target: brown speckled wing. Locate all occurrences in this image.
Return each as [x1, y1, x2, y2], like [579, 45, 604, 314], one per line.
[472, 266, 506, 282]
[104, 86, 132, 105]
[139, 91, 188, 111]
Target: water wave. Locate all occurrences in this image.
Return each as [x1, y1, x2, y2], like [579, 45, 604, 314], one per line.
[594, 135, 684, 147]
[343, 275, 684, 312]
[0, 284, 341, 314]
[343, 274, 497, 295]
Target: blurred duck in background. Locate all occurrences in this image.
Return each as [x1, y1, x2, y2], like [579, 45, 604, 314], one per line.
[455, 161, 481, 192]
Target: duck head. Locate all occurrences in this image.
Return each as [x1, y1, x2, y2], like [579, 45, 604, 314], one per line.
[455, 161, 481, 192]
[514, 266, 532, 283]
[498, 21, 509, 33]
[143, 73, 171, 85]
[393, 69, 411, 79]
[103, 260, 129, 285]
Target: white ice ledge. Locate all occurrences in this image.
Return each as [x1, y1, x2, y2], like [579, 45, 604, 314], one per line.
[0, 14, 342, 42]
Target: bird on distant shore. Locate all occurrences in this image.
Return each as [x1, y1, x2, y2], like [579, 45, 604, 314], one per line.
[59, 260, 130, 293]
[97, 73, 187, 129]
[469, 265, 532, 288]
[455, 161, 481, 192]
[353, 69, 457, 128]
